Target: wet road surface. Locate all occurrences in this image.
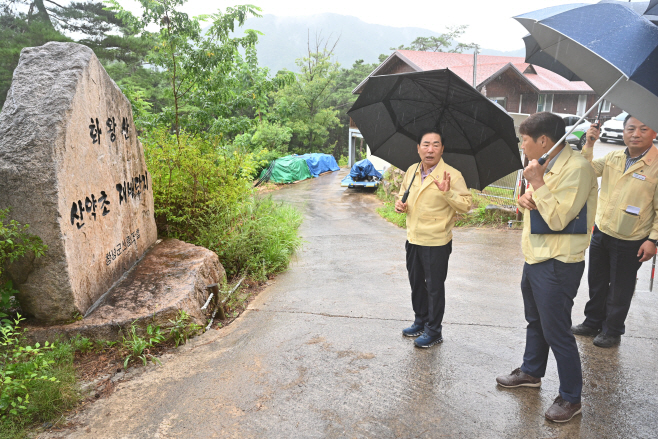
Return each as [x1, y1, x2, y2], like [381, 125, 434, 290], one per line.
[50, 168, 658, 438]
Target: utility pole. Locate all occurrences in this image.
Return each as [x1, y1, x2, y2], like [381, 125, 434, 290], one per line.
[472, 44, 480, 88]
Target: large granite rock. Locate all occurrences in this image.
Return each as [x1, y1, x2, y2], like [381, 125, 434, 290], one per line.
[0, 42, 157, 322]
[26, 239, 224, 342]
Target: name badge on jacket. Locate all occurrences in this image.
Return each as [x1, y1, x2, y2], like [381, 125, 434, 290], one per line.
[632, 173, 646, 181]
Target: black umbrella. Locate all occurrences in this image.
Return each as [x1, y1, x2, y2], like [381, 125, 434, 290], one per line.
[347, 69, 522, 190]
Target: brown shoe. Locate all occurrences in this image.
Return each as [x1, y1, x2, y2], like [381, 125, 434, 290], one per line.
[496, 367, 541, 388]
[545, 395, 582, 423]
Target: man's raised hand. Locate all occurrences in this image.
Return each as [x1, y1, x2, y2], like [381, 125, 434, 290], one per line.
[434, 171, 451, 192]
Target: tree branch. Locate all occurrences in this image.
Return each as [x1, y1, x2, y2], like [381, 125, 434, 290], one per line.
[44, 0, 67, 9]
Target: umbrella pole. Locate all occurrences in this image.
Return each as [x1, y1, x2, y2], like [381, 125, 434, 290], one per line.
[401, 163, 421, 203]
[651, 254, 656, 292]
[538, 75, 626, 165]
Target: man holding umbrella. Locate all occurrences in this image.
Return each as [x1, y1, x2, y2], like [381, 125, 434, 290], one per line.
[496, 112, 598, 423]
[572, 116, 658, 348]
[395, 129, 472, 348]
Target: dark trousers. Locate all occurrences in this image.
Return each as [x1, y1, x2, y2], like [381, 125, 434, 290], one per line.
[583, 226, 645, 336]
[405, 240, 452, 337]
[520, 259, 584, 404]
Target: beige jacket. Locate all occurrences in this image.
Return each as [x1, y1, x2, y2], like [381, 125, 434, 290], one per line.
[520, 146, 598, 264]
[582, 145, 658, 240]
[398, 159, 472, 246]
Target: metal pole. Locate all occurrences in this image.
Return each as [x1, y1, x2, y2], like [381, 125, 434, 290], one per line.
[538, 75, 626, 165]
[651, 254, 656, 292]
[472, 45, 479, 88]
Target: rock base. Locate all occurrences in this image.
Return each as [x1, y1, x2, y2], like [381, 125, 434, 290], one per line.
[25, 239, 224, 343]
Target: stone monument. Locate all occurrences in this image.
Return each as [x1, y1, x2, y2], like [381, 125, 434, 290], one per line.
[0, 42, 158, 322]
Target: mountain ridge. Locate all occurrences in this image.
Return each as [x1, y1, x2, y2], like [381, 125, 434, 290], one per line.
[236, 13, 525, 73]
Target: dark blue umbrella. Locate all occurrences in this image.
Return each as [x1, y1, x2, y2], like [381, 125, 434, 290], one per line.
[522, 34, 582, 82]
[515, 2, 658, 134]
[646, 0, 658, 19]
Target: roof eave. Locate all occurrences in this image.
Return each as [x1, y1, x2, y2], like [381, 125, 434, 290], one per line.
[351, 50, 422, 94]
[478, 63, 540, 93]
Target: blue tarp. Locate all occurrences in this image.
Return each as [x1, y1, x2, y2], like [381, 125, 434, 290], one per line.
[296, 153, 340, 177]
[348, 159, 383, 181]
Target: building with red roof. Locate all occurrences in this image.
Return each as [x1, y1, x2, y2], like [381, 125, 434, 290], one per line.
[353, 50, 623, 118]
[347, 50, 624, 169]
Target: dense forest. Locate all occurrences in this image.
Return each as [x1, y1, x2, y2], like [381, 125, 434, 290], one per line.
[0, 0, 388, 160]
[0, 0, 474, 277]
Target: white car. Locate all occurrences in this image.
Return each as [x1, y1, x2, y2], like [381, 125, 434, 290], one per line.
[554, 113, 592, 150]
[600, 112, 628, 144]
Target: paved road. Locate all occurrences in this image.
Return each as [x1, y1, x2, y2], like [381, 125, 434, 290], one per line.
[49, 168, 658, 438]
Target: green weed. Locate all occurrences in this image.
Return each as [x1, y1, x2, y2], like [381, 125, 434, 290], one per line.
[0, 315, 78, 437]
[376, 203, 407, 229]
[69, 335, 94, 354]
[0, 208, 48, 313]
[120, 322, 165, 368]
[168, 310, 203, 348]
[196, 196, 303, 279]
[455, 193, 516, 227]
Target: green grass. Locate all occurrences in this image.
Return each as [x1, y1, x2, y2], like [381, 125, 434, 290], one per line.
[376, 203, 407, 229]
[455, 192, 516, 228]
[374, 187, 516, 229]
[0, 340, 79, 439]
[196, 195, 304, 280]
[481, 186, 515, 199]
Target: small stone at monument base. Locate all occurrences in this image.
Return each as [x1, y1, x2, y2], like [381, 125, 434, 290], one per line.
[25, 239, 224, 343]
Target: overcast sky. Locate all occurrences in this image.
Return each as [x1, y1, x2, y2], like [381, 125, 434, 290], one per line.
[112, 0, 624, 51]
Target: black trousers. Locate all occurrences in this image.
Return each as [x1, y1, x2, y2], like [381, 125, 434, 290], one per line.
[583, 226, 645, 336]
[521, 259, 584, 404]
[405, 240, 452, 337]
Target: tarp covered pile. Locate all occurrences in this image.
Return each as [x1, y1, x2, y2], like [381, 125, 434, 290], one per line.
[349, 159, 383, 181]
[297, 153, 340, 177]
[257, 153, 340, 184]
[340, 159, 383, 188]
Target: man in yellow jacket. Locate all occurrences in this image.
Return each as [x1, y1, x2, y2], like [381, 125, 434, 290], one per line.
[496, 112, 598, 423]
[572, 115, 658, 348]
[395, 129, 471, 348]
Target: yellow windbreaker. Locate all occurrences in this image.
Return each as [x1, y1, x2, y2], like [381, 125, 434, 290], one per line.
[582, 146, 658, 241]
[520, 146, 598, 264]
[398, 159, 472, 246]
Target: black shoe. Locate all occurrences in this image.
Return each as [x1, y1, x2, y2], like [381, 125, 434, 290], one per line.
[571, 323, 600, 337]
[593, 333, 621, 348]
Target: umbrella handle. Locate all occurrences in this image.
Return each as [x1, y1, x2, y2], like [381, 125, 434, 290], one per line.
[401, 163, 421, 203]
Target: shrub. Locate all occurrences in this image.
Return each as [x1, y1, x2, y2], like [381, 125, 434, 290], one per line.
[195, 196, 303, 279]
[0, 315, 78, 433]
[0, 209, 47, 312]
[143, 128, 303, 280]
[143, 128, 265, 241]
